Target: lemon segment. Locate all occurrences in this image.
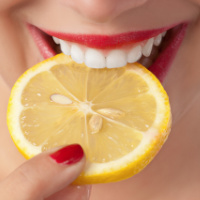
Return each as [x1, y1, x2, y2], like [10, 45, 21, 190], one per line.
[7, 53, 171, 184]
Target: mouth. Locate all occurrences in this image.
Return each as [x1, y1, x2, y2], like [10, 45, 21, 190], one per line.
[28, 23, 188, 82]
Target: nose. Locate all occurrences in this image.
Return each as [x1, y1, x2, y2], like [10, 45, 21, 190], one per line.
[61, 0, 148, 23]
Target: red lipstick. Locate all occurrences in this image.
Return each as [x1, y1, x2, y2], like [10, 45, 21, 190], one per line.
[149, 23, 188, 82]
[41, 25, 174, 49]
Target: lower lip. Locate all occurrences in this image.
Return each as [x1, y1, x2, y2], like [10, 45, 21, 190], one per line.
[28, 23, 188, 82]
[149, 23, 188, 82]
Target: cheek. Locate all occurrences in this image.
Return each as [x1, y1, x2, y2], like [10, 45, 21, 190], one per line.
[163, 21, 200, 123]
[190, 0, 200, 5]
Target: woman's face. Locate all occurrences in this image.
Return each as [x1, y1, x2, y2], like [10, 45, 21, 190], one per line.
[1, 0, 200, 199]
[2, 0, 199, 129]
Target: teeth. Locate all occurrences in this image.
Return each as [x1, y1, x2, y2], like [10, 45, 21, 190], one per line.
[52, 30, 166, 68]
[154, 34, 162, 46]
[52, 36, 60, 44]
[142, 38, 154, 57]
[106, 50, 127, 68]
[71, 44, 84, 64]
[60, 40, 70, 55]
[127, 45, 142, 63]
[85, 48, 105, 68]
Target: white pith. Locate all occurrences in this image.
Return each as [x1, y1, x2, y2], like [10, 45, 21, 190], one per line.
[52, 31, 166, 69]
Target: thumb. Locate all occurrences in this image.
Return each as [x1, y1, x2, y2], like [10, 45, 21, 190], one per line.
[0, 144, 86, 200]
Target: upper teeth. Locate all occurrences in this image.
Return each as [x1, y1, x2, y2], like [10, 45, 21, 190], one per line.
[52, 31, 166, 68]
[142, 38, 154, 57]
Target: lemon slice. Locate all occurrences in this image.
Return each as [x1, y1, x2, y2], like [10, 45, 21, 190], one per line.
[7, 53, 171, 184]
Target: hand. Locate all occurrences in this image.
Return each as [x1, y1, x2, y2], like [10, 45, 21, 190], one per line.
[0, 144, 91, 200]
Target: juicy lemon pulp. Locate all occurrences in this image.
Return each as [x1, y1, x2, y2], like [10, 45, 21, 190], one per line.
[7, 54, 171, 184]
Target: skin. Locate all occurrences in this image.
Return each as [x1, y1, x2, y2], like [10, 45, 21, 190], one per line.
[0, 0, 200, 199]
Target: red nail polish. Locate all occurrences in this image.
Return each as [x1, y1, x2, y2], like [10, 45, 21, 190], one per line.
[50, 144, 84, 165]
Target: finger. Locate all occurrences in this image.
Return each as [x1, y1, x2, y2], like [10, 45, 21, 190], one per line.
[0, 144, 85, 200]
[47, 185, 92, 200]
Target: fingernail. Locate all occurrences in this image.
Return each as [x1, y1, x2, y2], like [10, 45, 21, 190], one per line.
[50, 144, 84, 165]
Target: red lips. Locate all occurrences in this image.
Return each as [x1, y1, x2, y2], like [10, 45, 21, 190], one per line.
[40, 25, 175, 49]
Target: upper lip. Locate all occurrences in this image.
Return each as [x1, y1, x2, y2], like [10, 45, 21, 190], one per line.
[36, 24, 177, 49]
